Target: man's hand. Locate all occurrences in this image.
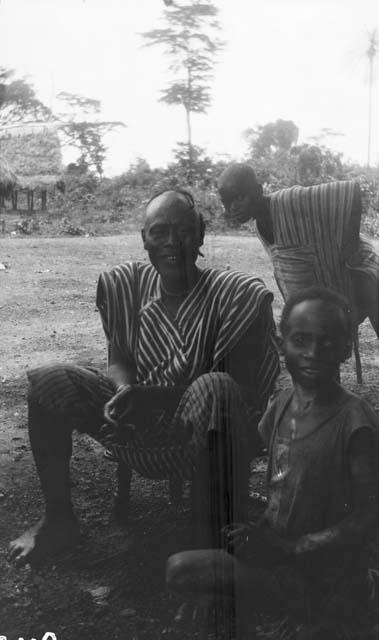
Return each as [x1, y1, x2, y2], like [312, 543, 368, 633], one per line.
[104, 384, 133, 427]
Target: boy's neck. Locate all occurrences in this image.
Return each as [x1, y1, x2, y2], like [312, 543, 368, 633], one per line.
[292, 379, 341, 409]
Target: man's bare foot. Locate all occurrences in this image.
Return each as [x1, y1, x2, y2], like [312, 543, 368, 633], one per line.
[9, 515, 80, 565]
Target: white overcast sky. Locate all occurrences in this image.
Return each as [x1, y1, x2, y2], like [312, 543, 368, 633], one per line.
[0, 0, 378, 175]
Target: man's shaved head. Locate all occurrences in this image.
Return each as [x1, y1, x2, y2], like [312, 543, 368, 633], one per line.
[145, 190, 194, 226]
[218, 163, 260, 197]
[144, 189, 205, 241]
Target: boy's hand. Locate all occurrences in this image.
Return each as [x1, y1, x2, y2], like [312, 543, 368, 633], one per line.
[222, 523, 250, 556]
[222, 522, 295, 564]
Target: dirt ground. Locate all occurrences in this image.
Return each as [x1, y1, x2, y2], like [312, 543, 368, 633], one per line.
[1, 234, 379, 640]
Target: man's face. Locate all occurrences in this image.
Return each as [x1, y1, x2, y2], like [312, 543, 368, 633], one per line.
[218, 175, 262, 225]
[142, 194, 201, 279]
[283, 300, 348, 390]
[219, 187, 254, 226]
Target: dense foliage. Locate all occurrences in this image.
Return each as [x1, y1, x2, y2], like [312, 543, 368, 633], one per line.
[0, 68, 52, 126]
[1, 109, 378, 239]
[56, 92, 125, 177]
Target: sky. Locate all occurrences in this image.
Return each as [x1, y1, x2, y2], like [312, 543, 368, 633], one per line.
[0, 0, 378, 175]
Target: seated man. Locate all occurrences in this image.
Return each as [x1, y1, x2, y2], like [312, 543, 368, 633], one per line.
[217, 163, 379, 336]
[9, 189, 279, 565]
[167, 288, 379, 639]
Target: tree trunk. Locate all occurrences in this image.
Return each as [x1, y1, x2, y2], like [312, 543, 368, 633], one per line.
[12, 190, 18, 211]
[186, 67, 193, 183]
[185, 106, 193, 182]
[27, 189, 34, 212]
[367, 55, 374, 167]
[41, 190, 47, 211]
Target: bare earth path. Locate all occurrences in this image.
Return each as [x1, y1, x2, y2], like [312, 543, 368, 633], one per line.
[0, 235, 378, 640]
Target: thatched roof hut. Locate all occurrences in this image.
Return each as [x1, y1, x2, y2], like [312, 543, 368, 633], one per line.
[0, 122, 63, 193]
[0, 122, 63, 209]
[0, 156, 17, 198]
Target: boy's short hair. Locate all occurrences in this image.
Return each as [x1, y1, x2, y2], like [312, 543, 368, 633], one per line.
[280, 286, 353, 340]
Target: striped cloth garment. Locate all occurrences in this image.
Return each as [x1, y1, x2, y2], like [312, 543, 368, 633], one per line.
[27, 366, 247, 482]
[96, 262, 279, 411]
[259, 180, 379, 304]
[107, 371, 248, 481]
[28, 264, 279, 481]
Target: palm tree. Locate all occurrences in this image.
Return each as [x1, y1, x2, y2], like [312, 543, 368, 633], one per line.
[366, 30, 378, 166]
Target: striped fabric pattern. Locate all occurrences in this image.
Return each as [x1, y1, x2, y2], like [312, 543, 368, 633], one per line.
[265, 180, 379, 304]
[27, 363, 194, 480]
[28, 366, 247, 482]
[268, 181, 357, 300]
[96, 263, 279, 408]
[107, 443, 193, 480]
[107, 372, 247, 480]
[270, 180, 356, 249]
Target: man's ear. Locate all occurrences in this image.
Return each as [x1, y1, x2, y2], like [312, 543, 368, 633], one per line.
[141, 228, 146, 248]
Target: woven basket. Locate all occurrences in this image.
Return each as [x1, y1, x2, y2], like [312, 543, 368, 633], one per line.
[106, 442, 194, 481]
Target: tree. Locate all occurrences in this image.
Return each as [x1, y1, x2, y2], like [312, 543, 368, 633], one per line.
[0, 67, 52, 126]
[244, 119, 345, 189]
[142, 0, 223, 178]
[56, 92, 125, 177]
[366, 30, 378, 167]
[170, 141, 214, 183]
[292, 143, 344, 185]
[244, 119, 299, 157]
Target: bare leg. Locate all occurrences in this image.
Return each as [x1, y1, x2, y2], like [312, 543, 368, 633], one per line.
[191, 431, 249, 549]
[178, 374, 249, 549]
[9, 517, 80, 565]
[167, 550, 256, 638]
[9, 364, 115, 564]
[113, 462, 133, 525]
[166, 548, 311, 635]
[9, 400, 80, 564]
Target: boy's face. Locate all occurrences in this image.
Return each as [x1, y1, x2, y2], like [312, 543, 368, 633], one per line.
[283, 299, 348, 389]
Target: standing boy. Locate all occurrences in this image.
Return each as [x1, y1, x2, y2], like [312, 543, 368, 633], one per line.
[167, 287, 379, 639]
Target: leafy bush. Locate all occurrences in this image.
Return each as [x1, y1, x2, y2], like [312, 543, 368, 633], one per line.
[15, 218, 40, 234]
[60, 217, 86, 236]
[40, 150, 379, 239]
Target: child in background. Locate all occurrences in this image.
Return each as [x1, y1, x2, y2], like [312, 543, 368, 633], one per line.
[167, 287, 379, 639]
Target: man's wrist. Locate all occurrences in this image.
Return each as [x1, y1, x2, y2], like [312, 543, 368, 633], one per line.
[115, 383, 132, 394]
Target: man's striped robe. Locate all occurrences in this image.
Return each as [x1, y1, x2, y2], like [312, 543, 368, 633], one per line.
[258, 180, 379, 316]
[28, 262, 279, 483]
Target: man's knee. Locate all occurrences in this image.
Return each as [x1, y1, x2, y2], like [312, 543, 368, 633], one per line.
[27, 364, 73, 409]
[192, 372, 242, 404]
[27, 363, 111, 422]
[166, 549, 214, 591]
[166, 552, 189, 592]
[167, 550, 234, 595]
[166, 550, 213, 592]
